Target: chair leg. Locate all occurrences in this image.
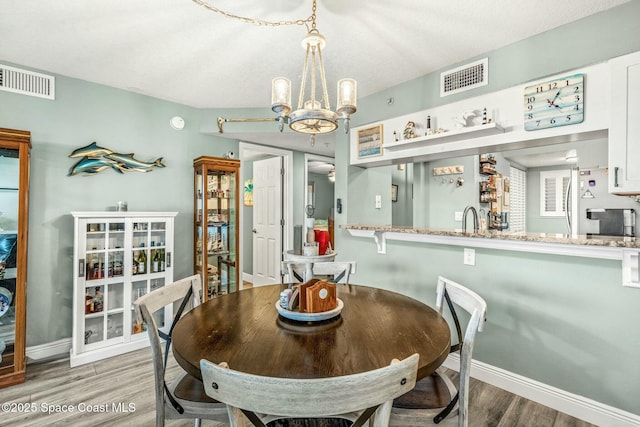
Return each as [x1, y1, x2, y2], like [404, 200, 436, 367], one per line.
[194, 418, 201, 427]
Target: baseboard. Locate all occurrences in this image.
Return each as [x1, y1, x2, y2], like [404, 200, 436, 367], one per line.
[443, 354, 640, 427]
[26, 338, 72, 362]
[242, 272, 253, 285]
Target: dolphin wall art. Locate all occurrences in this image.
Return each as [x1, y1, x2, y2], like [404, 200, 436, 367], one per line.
[68, 142, 166, 176]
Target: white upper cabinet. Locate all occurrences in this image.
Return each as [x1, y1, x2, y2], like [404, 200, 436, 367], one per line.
[609, 51, 640, 194]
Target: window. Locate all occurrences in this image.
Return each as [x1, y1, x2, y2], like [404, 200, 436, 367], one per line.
[540, 170, 570, 217]
[509, 166, 526, 232]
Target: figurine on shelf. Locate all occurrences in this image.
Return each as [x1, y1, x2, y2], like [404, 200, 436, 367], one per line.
[403, 121, 417, 139]
[425, 115, 433, 136]
[453, 110, 478, 128]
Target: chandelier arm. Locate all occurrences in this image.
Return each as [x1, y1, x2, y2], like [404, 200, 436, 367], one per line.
[217, 116, 278, 133]
[298, 45, 311, 110]
[311, 47, 317, 105]
[316, 46, 332, 110]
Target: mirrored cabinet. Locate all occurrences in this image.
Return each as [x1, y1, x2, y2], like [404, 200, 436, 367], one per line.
[70, 211, 176, 367]
[193, 156, 240, 300]
[0, 128, 30, 388]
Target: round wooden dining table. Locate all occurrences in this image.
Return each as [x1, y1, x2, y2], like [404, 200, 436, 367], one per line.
[172, 284, 451, 381]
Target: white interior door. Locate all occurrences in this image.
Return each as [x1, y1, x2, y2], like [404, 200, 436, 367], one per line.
[252, 156, 283, 287]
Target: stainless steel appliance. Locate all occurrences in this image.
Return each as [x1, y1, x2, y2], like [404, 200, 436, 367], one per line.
[586, 208, 635, 237]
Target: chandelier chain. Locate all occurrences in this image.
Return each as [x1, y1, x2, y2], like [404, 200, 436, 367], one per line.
[191, 0, 317, 28]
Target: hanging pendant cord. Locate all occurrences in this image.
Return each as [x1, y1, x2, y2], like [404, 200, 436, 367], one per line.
[191, 0, 317, 29]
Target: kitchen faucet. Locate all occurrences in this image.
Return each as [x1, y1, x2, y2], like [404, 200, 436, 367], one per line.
[462, 205, 479, 233]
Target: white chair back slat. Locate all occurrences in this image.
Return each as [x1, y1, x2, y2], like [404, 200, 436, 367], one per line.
[200, 353, 419, 426]
[435, 276, 487, 427]
[134, 274, 229, 426]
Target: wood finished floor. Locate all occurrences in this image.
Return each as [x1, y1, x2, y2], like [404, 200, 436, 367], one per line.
[0, 347, 596, 427]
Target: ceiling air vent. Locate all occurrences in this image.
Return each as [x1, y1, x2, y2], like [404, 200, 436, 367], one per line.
[440, 58, 488, 97]
[0, 64, 55, 100]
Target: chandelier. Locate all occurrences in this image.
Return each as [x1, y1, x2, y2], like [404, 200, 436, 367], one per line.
[200, 0, 357, 138]
[271, 0, 357, 135]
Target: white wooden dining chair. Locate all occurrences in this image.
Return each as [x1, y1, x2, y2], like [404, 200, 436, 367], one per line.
[282, 260, 356, 284]
[200, 353, 419, 427]
[392, 276, 487, 427]
[134, 274, 228, 427]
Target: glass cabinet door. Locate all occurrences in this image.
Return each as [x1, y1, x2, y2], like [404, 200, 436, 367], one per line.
[195, 168, 205, 291]
[82, 219, 126, 349]
[71, 211, 175, 367]
[130, 277, 166, 337]
[194, 157, 240, 300]
[0, 130, 29, 388]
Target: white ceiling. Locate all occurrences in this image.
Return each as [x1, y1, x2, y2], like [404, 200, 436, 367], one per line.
[0, 0, 630, 155]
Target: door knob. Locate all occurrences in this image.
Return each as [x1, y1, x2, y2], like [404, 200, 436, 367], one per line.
[252, 229, 258, 234]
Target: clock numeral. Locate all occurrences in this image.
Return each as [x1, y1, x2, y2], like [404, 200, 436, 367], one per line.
[536, 120, 541, 127]
[565, 79, 570, 86]
[566, 115, 572, 122]
[550, 118, 556, 125]
[535, 86, 544, 93]
[527, 104, 533, 111]
[527, 96, 535, 103]
[574, 86, 580, 93]
[574, 104, 580, 111]
[574, 94, 581, 102]
[527, 113, 533, 120]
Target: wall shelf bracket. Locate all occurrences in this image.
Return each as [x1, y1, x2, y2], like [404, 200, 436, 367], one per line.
[374, 230, 387, 254]
[622, 249, 640, 288]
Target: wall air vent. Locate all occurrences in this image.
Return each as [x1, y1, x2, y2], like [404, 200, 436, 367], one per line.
[0, 64, 55, 100]
[440, 58, 488, 97]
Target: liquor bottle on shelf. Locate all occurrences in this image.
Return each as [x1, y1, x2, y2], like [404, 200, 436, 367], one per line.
[85, 289, 93, 314]
[113, 253, 123, 276]
[87, 253, 100, 280]
[137, 249, 147, 274]
[152, 250, 160, 272]
[161, 249, 166, 271]
[93, 287, 103, 312]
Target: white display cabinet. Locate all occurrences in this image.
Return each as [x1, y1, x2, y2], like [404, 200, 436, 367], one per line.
[70, 211, 177, 367]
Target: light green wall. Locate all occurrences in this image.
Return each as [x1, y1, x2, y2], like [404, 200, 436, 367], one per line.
[426, 156, 478, 230]
[308, 172, 334, 221]
[336, 1, 640, 416]
[391, 164, 413, 227]
[292, 151, 306, 231]
[242, 159, 254, 274]
[0, 70, 238, 346]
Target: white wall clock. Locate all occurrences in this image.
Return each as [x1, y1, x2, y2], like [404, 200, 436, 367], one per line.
[524, 73, 584, 131]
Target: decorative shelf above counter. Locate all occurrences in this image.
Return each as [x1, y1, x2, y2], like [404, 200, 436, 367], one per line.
[349, 62, 610, 168]
[385, 122, 505, 152]
[341, 224, 640, 288]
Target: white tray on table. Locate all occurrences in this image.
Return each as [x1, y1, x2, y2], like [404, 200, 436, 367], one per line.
[275, 298, 343, 322]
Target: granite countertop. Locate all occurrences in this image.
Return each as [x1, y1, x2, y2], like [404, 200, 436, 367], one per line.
[341, 224, 640, 248]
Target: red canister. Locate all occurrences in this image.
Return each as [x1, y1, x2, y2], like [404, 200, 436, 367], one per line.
[314, 230, 330, 255]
